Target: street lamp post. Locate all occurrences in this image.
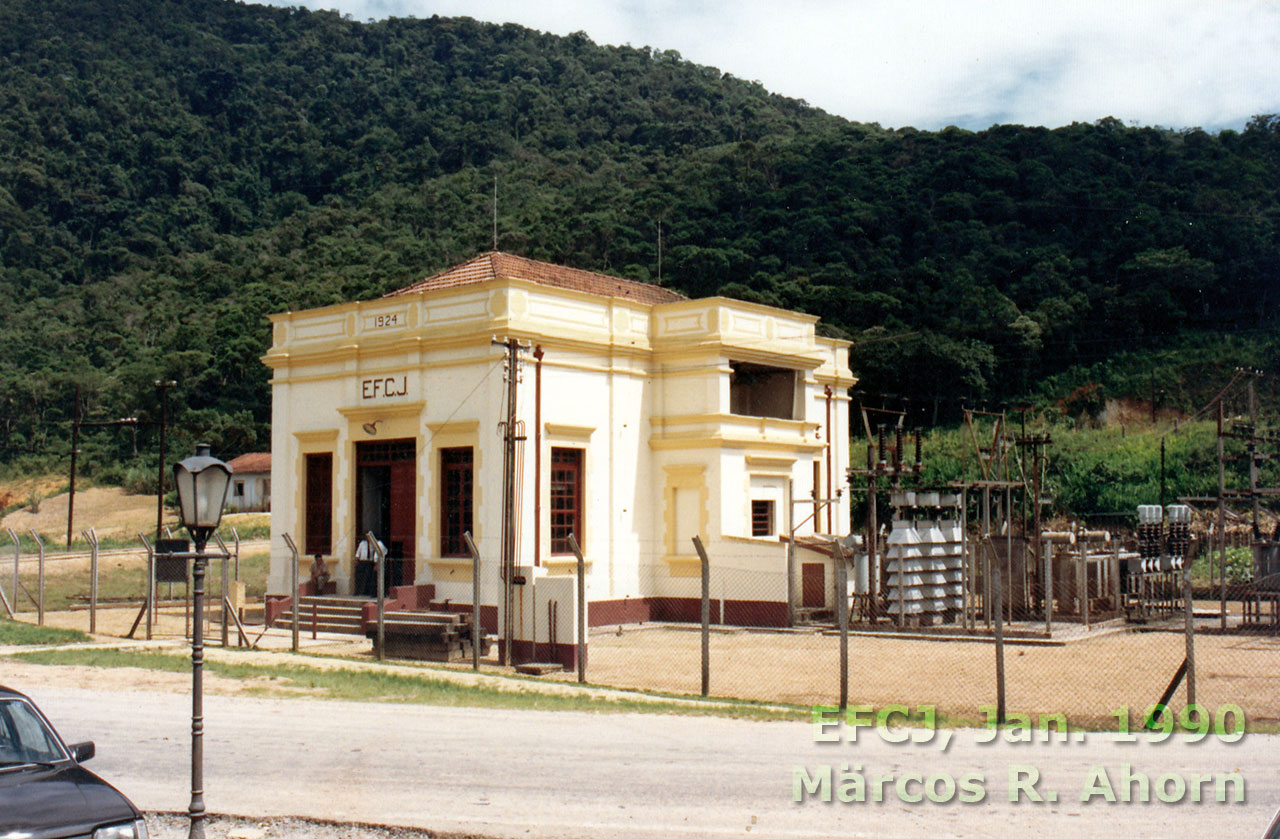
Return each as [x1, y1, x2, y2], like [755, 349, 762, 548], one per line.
[172, 443, 233, 839]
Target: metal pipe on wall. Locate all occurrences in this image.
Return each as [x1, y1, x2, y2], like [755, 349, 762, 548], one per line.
[825, 385, 834, 534]
[533, 346, 543, 568]
[786, 478, 795, 627]
[464, 531, 481, 672]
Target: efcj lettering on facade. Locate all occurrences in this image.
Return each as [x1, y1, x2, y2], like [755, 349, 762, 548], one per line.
[361, 375, 409, 399]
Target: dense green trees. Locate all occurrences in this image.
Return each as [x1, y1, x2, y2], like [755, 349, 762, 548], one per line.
[0, 0, 1277, 480]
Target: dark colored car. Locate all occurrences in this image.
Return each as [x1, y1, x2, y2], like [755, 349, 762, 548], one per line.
[1264, 805, 1280, 839]
[0, 685, 147, 839]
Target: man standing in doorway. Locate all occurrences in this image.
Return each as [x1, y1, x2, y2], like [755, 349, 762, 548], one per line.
[354, 533, 386, 597]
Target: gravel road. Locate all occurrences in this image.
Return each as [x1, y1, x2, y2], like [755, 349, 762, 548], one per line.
[4, 653, 1279, 839]
[21, 679, 1280, 839]
[144, 812, 478, 839]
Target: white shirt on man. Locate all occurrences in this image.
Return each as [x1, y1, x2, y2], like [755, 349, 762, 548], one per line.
[355, 537, 386, 560]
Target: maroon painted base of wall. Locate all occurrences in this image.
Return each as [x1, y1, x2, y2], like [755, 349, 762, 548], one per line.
[590, 597, 787, 628]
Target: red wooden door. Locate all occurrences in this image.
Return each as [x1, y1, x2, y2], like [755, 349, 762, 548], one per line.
[802, 563, 825, 608]
[389, 458, 416, 583]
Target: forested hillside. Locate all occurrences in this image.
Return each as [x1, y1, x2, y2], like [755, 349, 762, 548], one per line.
[1, 0, 1278, 484]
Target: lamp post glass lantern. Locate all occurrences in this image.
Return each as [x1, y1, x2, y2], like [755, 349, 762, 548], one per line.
[173, 443, 233, 550]
[172, 443, 232, 839]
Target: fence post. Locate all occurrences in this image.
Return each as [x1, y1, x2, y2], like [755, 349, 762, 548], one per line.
[145, 533, 155, 638]
[128, 533, 155, 641]
[1044, 539, 1054, 635]
[692, 535, 710, 698]
[208, 533, 251, 649]
[991, 540, 1006, 725]
[982, 489, 992, 629]
[6, 529, 18, 619]
[367, 532, 385, 662]
[83, 528, 98, 634]
[464, 532, 481, 672]
[282, 533, 300, 652]
[786, 477, 795, 627]
[2, 527, 18, 619]
[216, 534, 230, 647]
[568, 533, 586, 684]
[29, 530, 44, 627]
[960, 488, 970, 630]
[0, 530, 15, 620]
[0, 565, 11, 619]
[833, 539, 849, 711]
[1183, 564, 1197, 706]
[1110, 537, 1122, 619]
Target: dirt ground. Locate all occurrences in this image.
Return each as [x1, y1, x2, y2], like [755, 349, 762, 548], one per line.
[8, 601, 1278, 730]
[575, 623, 1280, 726]
[1, 486, 177, 541]
[0, 484, 268, 545]
[0, 475, 66, 512]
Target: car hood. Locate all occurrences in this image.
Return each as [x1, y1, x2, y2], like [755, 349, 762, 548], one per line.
[0, 763, 138, 837]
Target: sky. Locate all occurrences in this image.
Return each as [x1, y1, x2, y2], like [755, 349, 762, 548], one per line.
[259, 0, 1280, 133]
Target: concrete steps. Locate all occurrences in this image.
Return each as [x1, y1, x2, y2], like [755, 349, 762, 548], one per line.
[373, 610, 485, 661]
[274, 596, 367, 635]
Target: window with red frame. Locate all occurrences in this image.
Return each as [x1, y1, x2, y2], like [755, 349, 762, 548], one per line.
[440, 447, 473, 557]
[550, 448, 583, 554]
[304, 453, 332, 556]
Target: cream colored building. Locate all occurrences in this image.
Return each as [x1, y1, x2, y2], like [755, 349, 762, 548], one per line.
[263, 252, 854, 662]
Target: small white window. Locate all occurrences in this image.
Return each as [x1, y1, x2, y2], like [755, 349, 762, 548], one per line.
[747, 475, 784, 538]
[751, 500, 775, 537]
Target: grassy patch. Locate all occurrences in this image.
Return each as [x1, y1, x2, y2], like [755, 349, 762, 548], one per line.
[1189, 546, 1254, 587]
[216, 518, 270, 541]
[5, 647, 807, 720]
[10, 548, 270, 613]
[0, 618, 92, 646]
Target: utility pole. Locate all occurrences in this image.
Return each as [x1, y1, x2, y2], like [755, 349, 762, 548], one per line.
[156, 380, 177, 541]
[1160, 438, 1166, 508]
[1014, 430, 1051, 622]
[493, 337, 528, 665]
[67, 388, 144, 550]
[1217, 399, 1227, 630]
[1215, 369, 1278, 630]
[1249, 376, 1260, 532]
[68, 385, 80, 549]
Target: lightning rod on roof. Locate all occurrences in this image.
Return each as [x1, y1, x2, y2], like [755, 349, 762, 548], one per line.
[492, 175, 498, 251]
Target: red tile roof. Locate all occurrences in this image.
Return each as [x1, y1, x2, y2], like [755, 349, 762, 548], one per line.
[227, 452, 271, 474]
[386, 252, 685, 306]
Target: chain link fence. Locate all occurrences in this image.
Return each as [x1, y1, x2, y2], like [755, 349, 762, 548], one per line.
[571, 538, 1275, 732]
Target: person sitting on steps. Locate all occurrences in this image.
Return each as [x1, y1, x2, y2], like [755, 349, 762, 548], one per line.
[309, 554, 330, 595]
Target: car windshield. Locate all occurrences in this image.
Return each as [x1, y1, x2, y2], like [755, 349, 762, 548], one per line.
[0, 698, 67, 767]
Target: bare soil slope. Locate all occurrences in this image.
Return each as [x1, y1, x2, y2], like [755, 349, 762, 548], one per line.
[1, 484, 176, 541]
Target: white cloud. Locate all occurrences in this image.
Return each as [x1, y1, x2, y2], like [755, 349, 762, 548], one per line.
[259, 0, 1280, 130]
